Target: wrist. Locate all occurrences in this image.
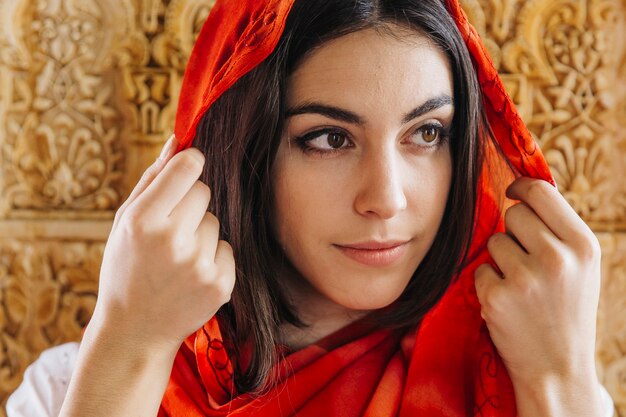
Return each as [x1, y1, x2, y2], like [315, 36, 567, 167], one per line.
[511, 368, 604, 417]
[85, 306, 182, 360]
[60, 314, 180, 417]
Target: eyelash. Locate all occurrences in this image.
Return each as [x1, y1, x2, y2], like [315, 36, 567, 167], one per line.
[292, 123, 452, 157]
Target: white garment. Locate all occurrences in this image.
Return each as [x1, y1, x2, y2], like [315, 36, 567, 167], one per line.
[6, 342, 79, 417]
[6, 342, 616, 417]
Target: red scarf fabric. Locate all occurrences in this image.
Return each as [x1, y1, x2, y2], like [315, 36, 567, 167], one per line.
[162, 0, 554, 415]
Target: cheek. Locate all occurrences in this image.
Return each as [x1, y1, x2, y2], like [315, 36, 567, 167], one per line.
[433, 152, 453, 209]
[271, 157, 346, 250]
[407, 151, 453, 232]
[433, 156, 453, 222]
[271, 144, 453, 248]
[405, 146, 452, 190]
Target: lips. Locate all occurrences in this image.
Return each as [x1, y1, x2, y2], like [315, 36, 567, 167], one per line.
[334, 240, 410, 267]
[339, 240, 410, 250]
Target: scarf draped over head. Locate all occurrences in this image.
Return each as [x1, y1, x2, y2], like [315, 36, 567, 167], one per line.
[161, 0, 554, 415]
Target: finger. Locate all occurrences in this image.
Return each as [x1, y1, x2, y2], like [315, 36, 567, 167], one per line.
[125, 134, 178, 207]
[504, 202, 560, 256]
[196, 211, 220, 262]
[474, 263, 505, 321]
[486, 232, 529, 279]
[134, 148, 206, 219]
[170, 180, 212, 234]
[506, 177, 590, 242]
[113, 134, 177, 230]
[214, 240, 235, 275]
[213, 240, 236, 304]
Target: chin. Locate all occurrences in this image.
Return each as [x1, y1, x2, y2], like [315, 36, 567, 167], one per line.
[325, 287, 405, 312]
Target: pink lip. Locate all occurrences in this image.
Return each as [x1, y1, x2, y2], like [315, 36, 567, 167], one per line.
[334, 241, 410, 267]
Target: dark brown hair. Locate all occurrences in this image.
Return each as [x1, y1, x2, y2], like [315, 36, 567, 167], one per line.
[192, 0, 488, 394]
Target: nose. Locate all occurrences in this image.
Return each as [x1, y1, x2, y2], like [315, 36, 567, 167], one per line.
[353, 146, 407, 219]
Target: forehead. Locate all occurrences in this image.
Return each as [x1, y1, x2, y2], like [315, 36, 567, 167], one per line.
[286, 25, 454, 114]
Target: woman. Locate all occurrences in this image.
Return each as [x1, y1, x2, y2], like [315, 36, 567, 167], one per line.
[7, 0, 614, 416]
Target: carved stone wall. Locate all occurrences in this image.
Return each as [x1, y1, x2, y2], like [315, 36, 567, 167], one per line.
[461, 1, 625, 415]
[0, 0, 623, 415]
[0, 0, 213, 413]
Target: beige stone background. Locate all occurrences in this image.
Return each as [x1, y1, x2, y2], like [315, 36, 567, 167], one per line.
[0, 0, 624, 415]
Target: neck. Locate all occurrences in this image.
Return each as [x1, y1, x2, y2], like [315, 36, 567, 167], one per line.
[277, 263, 369, 350]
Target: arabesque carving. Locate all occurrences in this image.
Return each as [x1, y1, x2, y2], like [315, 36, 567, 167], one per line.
[0, 240, 102, 406]
[0, 0, 124, 215]
[0, 0, 624, 416]
[468, 0, 626, 225]
[598, 233, 626, 416]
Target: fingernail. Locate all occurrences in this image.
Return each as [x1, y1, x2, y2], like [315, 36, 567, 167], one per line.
[158, 134, 175, 161]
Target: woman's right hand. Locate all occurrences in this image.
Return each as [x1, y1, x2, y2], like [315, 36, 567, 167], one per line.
[93, 134, 236, 350]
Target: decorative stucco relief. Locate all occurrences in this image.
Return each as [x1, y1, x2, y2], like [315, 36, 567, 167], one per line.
[0, 0, 623, 415]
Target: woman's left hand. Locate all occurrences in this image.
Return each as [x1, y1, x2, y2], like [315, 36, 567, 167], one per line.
[474, 176, 603, 414]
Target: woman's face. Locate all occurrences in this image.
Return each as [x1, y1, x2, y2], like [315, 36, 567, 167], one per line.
[272, 25, 454, 312]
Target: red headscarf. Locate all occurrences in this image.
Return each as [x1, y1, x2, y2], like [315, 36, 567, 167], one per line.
[161, 0, 554, 415]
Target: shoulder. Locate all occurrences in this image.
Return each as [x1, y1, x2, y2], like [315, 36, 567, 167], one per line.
[6, 342, 80, 417]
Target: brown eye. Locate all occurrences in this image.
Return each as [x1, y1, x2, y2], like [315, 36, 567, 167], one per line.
[422, 126, 439, 143]
[294, 129, 352, 155]
[327, 132, 346, 148]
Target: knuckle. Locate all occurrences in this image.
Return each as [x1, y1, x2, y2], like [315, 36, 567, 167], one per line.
[486, 234, 496, 249]
[506, 261, 529, 280]
[141, 162, 159, 178]
[167, 233, 187, 256]
[194, 181, 212, 203]
[173, 151, 205, 174]
[503, 207, 514, 229]
[504, 203, 522, 226]
[206, 212, 220, 228]
[511, 276, 537, 298]
[540, 249, 571, 280]
[189, 258, 210, 280]
[215, 240, 234, 261]
[576, 232, 601, 261]
[481, 285, 505, 318]
[553, 250, 571, 272]
[474, 263, 489, 279]
[487, 233, 505, 252]
[526, 179, 551, 200]
[216, 281, 234, 304]
[537, 242, 561, 265]
[207, 214, 220, 231]
[206, 268, 235, 304]
[195, 179, 211, 194]
[474, 266, 491, 295]
[199, 212, 220, 234]
[122, 210, 173, 249]
[187, 148, 206, 163]
[138, 163, 160, 186]
[122, 208, 150, 236]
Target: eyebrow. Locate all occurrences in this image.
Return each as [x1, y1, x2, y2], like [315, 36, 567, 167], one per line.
[285, 94, 453, 125]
